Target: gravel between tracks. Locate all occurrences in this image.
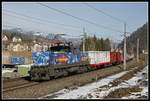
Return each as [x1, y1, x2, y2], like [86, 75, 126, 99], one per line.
[2, 59, 145, 99]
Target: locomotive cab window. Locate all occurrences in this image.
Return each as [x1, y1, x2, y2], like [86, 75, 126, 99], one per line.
[50, 45, 71, 52]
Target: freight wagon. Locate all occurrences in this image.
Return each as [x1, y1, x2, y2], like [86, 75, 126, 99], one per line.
[86, 51, 110, 69]
[86, 51, 124, 69]
[110, 52, 123, 65]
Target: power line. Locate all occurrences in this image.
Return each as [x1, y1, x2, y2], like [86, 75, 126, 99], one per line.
[83, 3, 128, 70]
[3, 24, 18, 28]
[3, 12, 50, 27]
[83, 3, 125, 23]
[37, 3, 123, 33]
[3, 12, 83, 33]
[3, 24, 83, 38]
[3, 9, 82, 30]
[3, 22, 24, 27]
[2, 22, 38, 32]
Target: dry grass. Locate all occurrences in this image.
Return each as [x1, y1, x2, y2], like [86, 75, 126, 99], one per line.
[109, 62, 145, 87]
[104, 86, 143, 98]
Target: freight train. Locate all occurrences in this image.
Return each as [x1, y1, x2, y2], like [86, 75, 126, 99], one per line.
[28, 43, 133, 81]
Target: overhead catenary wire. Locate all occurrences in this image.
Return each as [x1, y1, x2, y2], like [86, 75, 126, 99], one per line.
[2, 24, 81, 43]
[84, 3, 132, 35]
[3, 24, 17, 28]
[2, 10, 86, 38]
[3, 9, 82, 30]
[3, 12, 83, 33]
[83, 3, 130, 36]
[3, 12, 57, 31]
[2, 22, 41, 33]
[83, 3, 128, 70]
[3, 23, 83, 39]
[37, 3, 123, 33]
[83, 3, 125, 23]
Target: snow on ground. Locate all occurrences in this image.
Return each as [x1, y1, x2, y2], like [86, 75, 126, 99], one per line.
[41, 71, 128, 99]
[42, 65, 148, 99]
[85, 65, 148, 99]
[121, 86, 148, 99]
[121, 65, 148, 99]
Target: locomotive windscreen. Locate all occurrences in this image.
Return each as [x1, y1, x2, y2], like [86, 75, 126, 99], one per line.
[50, 45, 71, 52]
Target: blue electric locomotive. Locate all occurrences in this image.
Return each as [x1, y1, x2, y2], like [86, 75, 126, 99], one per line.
[29, 43, 89, 81]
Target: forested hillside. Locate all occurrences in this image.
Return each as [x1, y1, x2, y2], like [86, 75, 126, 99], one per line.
[80, 35, 111, 51]
[118, 22, 148, 55]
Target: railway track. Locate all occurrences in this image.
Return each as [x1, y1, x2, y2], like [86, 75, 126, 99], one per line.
[3, 82, 39, 92]
[3, 77, 30, 87]
[3, 76, 40, 93]
[3, 77, 22, 83]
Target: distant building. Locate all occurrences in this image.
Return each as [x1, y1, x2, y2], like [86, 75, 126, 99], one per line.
[2, 32, 66, 52]
[2, 35, 8, 41]
[12, 36, 22, 42]
[23, 43, 29, 51]
[47, 33, 55, 39]
[2, 42, 9, 50]
[13, 43, 24, 51]
[2, 35, 10, 50]
[7, 43, 14, 51]
[18, 38, 22, 42]
[33, 40, 36, 43]
[12, 37, 18, 42]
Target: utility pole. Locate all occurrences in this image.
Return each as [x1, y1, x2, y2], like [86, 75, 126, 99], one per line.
[123, 23, 126, 70]
[137, 38, 139, 62]
[83, 28, 86, 52]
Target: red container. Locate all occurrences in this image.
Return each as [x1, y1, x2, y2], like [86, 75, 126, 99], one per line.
[110, 52, 123, 64]
[116, 52, 123, 63]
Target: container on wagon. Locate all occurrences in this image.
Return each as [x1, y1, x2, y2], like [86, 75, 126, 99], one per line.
[86, 51, 110, 68]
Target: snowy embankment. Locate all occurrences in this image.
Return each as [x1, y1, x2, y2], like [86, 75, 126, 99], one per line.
[42, 65, 148, 99]
[42, 71, 127, 99]
[84, 65, 148, 99]
[121, 65, 148, 99]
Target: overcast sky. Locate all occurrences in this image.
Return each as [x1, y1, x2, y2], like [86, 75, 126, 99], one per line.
[2, 2, 148, 42]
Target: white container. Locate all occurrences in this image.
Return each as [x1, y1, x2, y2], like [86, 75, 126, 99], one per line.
[86, 51, 110, 65]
